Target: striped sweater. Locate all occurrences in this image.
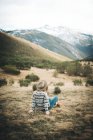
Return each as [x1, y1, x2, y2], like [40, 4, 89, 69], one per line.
[32, 91, 50, 111]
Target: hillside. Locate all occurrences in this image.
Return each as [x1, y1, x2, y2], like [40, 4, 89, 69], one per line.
[6, 27, 93, 60]
[0, 32, 71, 67]
[37, 25, 93, 60]
[6, 30, 79, 60]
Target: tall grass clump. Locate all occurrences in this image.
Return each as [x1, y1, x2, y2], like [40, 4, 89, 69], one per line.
[55, 82, 64, 86]
[85, 75, 93, 86]
[19, 79, 31, 87]
[0, 78, 7, 87]
[53, 70, 58, 78]
[2, 65, 20, 75]
[67, 62, 82, 76]
[73, 79, 83, 86]
[25, 73, 39, 82]
[9, 79, 14, 86]
[53, 87, 61, 94]
[86, 79, 93, 86]
[32, 84, 37, 91]
[56, 61, 69, 73]
[82, 64, 92, 77]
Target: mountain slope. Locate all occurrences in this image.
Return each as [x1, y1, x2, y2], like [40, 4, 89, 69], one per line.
[7, 30, 82, 60]
[0, 32, 71, 67]
[37, 25, 93, 60]
[38, 25, 93, 46]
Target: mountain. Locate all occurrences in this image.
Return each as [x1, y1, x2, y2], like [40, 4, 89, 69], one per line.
[81, 55, 93, 61]
[6, 26, 93, 60]
[38, 25, 93, 46]
[37, 25, 93, 60]
[6, 29, 83, 60]
[0, 32, 71, 67]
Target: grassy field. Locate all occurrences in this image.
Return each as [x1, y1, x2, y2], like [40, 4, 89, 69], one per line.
[0, 67, 93, 140]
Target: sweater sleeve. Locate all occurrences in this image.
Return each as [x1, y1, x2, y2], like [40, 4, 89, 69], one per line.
[43, 93, 50, 111]
[32, 93, 36, 111]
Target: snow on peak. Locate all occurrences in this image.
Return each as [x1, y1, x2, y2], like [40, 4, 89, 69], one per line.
[37, 25, 91, 46]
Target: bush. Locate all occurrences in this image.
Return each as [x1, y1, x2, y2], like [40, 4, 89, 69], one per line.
[16, 62, 31, 70]
[2, 65, 20, 75]
[32, 84, 37, 91]
[57, 61, 68, 73]
[82, 65, 92, 77]
[67, 62, 82, 76]
[53, 70, 58, 78]
[19, 79, 31, 87]
[53, 87, 61, 94]
[55, 82, 64, 86]
[9, 79, 14, 86]
[0, 78, 7, 87]
[73, 79, 83, 86]
[25, 73, 39, 82]
[86, 76, 93, 86]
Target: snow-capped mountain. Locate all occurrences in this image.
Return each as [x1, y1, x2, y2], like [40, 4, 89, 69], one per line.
[37, 25, 93, 60]
[6, 29, 82, 60]
[37, 25, 93, 46]
[5, 26, 93, 60]
[0, 29, 5, 32]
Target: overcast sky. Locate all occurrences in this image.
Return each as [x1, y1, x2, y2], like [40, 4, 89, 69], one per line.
[0, 0, 93, 34]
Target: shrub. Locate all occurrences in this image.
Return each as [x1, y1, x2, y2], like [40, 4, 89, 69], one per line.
[25, 73, 39, 82]
[55, 82, 64, 86]
[86, 76, 93, 86]
[35, 63, 45, 68]
[0, 78, 7, 87]
[2, 65, 20, 75]
[16, 62, 31, 70]
[53, 70, 58, 78]
[82, 65, 92, 77]
[73, 79, 83, 86]
[57, 61, 68, 73]
[32, 84, 37, 91]
[19, 79, 31, 87]
[53, 87, 61, 94]
[9, 79, 14, 86]
[67, 62, 82, 76]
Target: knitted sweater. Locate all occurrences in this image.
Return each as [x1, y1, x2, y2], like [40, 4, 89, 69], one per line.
[32, 91, 50, 111]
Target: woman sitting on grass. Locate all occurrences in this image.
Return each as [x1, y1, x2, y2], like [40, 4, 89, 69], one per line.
[29, 80, 60, 115]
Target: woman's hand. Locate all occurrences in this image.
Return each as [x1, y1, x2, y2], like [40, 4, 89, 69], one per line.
[45, 111, 50, 115]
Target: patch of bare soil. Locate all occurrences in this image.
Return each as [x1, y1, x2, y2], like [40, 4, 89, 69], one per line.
[0, 67, 93, 140]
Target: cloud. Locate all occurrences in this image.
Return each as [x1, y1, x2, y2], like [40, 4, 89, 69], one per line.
[0, 0, 93, 34]
[0, 0, 32, 6]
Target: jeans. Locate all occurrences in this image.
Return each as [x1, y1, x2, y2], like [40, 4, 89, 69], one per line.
[49, 96, 58, 110]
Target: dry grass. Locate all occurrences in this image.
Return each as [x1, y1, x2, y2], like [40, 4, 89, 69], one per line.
[0, 67, 93, 140]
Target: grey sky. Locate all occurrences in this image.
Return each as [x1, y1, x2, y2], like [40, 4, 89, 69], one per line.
[0, 0, 93, 34]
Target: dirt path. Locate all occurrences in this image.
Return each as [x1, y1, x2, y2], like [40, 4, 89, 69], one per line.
[0, 67, 93, 140]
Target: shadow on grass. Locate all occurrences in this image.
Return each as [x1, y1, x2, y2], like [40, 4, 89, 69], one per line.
[0, 95, 93, 140]
[0, 112, 93, 140]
